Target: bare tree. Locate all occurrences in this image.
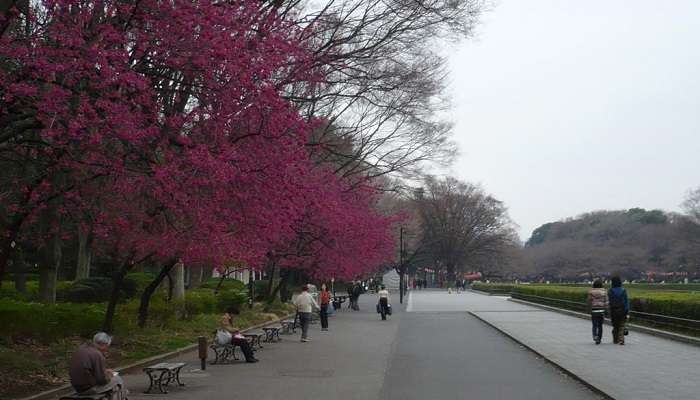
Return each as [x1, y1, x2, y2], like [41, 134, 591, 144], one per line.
[277, 0, 487, 180]
[682, 187, 700, 223]
[413, 176, 516, 280]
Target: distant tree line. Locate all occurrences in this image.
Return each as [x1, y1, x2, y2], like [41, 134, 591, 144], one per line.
[520, 196, 700, 281]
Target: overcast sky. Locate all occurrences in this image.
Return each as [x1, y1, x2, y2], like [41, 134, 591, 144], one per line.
[446, 0, 700, 242]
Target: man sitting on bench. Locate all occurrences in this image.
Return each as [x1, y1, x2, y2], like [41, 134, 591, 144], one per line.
[68, 332, 127, 399]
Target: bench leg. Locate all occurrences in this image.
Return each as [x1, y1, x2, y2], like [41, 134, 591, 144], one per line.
[211, 347, 221, 364]
[145, 370, 170, 394]
[174, 367, 185, 387]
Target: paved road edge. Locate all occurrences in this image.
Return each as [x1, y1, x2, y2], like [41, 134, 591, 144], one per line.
[467, 311, 615, 400]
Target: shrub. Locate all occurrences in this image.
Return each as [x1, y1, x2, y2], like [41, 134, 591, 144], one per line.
[0, 284, 38, 302]
[183, 289, 217, 316]
[200, 278, 246, 292]
[0, 299, 104, 341]
[58, 276, 146, 303]
[253, 280, 269, 301]
[216, 289, 248, 312]
[124, 272, 156, 293]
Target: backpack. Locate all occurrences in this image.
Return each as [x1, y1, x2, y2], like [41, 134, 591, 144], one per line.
[609, 288, 626, 312]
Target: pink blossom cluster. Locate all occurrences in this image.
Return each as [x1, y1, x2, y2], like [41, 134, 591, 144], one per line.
[0, 0, 397, 279]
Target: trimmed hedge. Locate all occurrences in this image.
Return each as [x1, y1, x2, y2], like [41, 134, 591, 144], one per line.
[0, 285, 250, 341]
[474, 283, 700, 322]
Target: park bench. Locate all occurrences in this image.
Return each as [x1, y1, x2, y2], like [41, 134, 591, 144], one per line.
[143, 362, 186, 394]
[261, 326, 281, 342]
[209, 341, 239, 364]
[242, 332, 264, 350]
[280, 319, 296, 334]
[332, 295, 347, 311]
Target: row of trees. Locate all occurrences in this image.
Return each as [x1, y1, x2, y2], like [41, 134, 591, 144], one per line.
[0, 0, 487, 329]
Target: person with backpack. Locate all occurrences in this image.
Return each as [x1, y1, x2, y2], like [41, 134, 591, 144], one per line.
[608, 276, 629, 345]
[587, 279, 608, 345]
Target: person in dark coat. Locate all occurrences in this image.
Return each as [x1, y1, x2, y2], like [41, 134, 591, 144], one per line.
[608, 276, 629, 345]
[351, 281, 362, 310]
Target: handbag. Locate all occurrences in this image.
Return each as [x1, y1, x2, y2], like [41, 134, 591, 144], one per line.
[216, 329, 232, 345]
[376, 303, 381, 314]
[386, 304, 392, 315]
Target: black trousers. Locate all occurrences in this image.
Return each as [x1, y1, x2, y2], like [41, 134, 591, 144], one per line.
[610, 309, 626, 343]
[320, 304, 329, 329]
[232, 337, 255, 361]
[379, 297, 389, 320]
[591, 311, 604, 340]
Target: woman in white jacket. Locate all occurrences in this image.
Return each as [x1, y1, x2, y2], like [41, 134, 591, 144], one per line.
[377, 285, 391, 320]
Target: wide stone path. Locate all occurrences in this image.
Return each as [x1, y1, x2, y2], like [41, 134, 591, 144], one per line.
[109, 291, 601, 400]
[452, 290, 700, 400]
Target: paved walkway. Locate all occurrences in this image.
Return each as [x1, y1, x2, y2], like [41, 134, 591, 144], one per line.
[58, 290, 698, 400]
[123, 297, 400, 400]
[455, 291, 700, 400]
[94, 291, 602, 400]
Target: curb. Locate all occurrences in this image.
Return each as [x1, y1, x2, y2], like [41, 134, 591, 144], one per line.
[18, 313, 296, 400]
[467, 288, 509, 296]
[508, 298, 700, 348]
[468, 311, 615, 400]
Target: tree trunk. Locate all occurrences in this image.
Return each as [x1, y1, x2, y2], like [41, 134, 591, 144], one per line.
[0, 220, 22, 289]
[214, 272, 226, 295]
[11, 247, 26, 293]
[172, 261, 185, 301]
[75, 229, 92, 280]
[278, 270, 292, 303]
[264, 270, 288, 311]
[165, 270, 174, 301]
[39, 235, 61, 304]
[188, 265, 203, 289]
[202, 265, 214, 281]
[102, 265, 127, 333]
[138, 261, 176, 327]
[265, 263, 277, 300]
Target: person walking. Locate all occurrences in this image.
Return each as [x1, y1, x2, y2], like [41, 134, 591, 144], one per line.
[221, 307, 258, 362]
[587, 279, 608, 345]
[294, 285, 320, 342]
[351, 281, 362, 311]
[608, 276, 629, 345]
[347, 281, 355, 310]
[377, 285, 391, 320]
[319, 283, 331, 331]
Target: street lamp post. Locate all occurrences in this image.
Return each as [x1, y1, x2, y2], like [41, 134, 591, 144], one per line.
[399, 226, 405, 304]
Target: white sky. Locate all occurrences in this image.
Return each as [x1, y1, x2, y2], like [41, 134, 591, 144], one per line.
[446, 0, 700, 241]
